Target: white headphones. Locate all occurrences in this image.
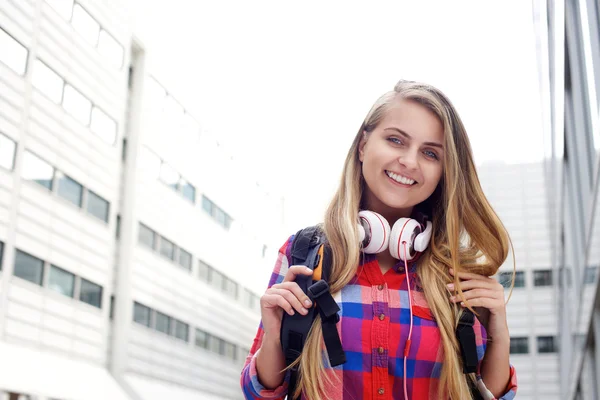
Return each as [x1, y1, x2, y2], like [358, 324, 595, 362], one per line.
[357, 210, 433, 261]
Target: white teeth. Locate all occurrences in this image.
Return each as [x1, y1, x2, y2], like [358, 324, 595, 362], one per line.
[386, 171, 415, 185]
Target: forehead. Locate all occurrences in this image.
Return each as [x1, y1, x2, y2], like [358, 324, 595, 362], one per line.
[379, 99, 444, 142]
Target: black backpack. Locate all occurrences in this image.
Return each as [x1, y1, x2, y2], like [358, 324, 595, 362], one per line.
[280, 226, 480, 398]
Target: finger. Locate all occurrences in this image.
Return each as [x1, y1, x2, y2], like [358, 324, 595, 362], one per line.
[283, 265, 314, 283]
[261, 293, 295, 316]
[270, 288, 309, 315]
[276, 282, 313, 308]
[450, 289, 500, 303]
[459, 298, 500, 309]
[447, 279, 502, 292]
[449, 268, 494, 282]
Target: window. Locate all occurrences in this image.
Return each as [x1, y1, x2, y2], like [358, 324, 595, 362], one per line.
[90, 107, 117, 144]
[0, 241, 4, 271]
[48, 265, 75, 297]
[45, 0, 74, 20]
[71, 4, 100, 46]
[498, 271, 525, 289]
[62, 84, 92, 125]
[211, 269, 224, 290]
[534, 269, 553, 286]
[133, 302, 151, 327]
[198, 259, 211, 282]
[584, 266, 597, 285]
[224, 277, 238, 299]
[202, 195, 213, 214]
[243, 288, 259, 310]
[224, 342, 237, 361]
[159, 237, 175, 260]
[215, 208, 226, 226]
[97, 30, 123, 68]
[14, 250, 44, 286]
[0, 28, 28, 75]
[86, 190, 109, 222]
[209, 335, 224, 354]
[80, 278, 102, 308]
[195, 329, 208, 349]
[159, 162, 179, 191]
[138, 147, 161, 179]
[0, 133, 16, 170]
[22, 151, 54, 190]
[178, 248, 192, 270]
[32, 60, 64, 103]
[181, 180, 196, 203]
[138, 223, 155, 249]
[115, 214, 121, 239]
[155, 311, 171, 335]
[537, 336, 558, 353]
[174, 320, 189, 341]
[509, 337, 529, 354]
[56, 172, 83, 207]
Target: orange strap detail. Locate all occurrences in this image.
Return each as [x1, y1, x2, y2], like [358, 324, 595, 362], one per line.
[313, 244, 325, 281]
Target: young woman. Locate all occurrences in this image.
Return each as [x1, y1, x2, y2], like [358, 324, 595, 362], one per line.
[240, 80, 517, 399]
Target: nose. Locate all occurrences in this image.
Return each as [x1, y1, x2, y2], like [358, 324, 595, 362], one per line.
[398, 148, 419, 170]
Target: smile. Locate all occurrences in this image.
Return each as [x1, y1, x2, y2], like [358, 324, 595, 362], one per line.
[385, 170, 417, 185]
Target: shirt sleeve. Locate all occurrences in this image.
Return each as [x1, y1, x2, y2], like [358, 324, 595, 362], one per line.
[473, 318, 518, 400]
[240, 235, 295, 399]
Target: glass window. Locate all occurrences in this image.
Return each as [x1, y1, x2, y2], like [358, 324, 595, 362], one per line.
[62, 84, 92, 125]
[584, 266, 597, 285]
[498, 271, 525, 289]
[224, 214, 233, 230]
[509, 337, 529, 354]
[138, 223, 155, 249]
[0, 133, 16, 170]
[56, 172, 83, 207]
[155, 311, 171, 334]
[79, 278, 102, 308]
[159, 162, 179, 191]
[133, 302, 151, 327]
[198, 259, 211, 282]
[209, 335, 224, 354]
[211, 269, 224, 291]
[14, 249, 44, 285]
[45, 0, 74, 20]
[138, 147, 161, 179]
[224, 342, 237, 360]
[0, 28, 28, 75]
[202, 195, 213, 214]
[0, 241, 4, 271]
[22, 151, 54, 190]
[195, 329, 208, 349]
[159, 237, 174, 260]
[178, 248, 192, 271]
[215, 207, 226, 226]
[224, 277, 238, 299]
[71, 4, 100, 46]
[32, 60, 64, 103]
[48, 265, 75, 297]
[97, 30, 123, 68]
[537, 336, 558, 353]
[86, 190, 109, 222]
[533, 269, 553, 287]
[181, 180, 196, 203]
[90, 107, 117, 144]
[174, 320, 189, 341]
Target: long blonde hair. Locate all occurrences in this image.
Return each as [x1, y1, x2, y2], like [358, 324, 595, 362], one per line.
[289, 80, 512, 400]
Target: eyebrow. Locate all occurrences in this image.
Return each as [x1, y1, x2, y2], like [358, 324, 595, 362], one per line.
[384, 127, 444, 149]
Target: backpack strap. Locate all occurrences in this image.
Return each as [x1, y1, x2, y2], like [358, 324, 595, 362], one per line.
[456, 308, 479, 374]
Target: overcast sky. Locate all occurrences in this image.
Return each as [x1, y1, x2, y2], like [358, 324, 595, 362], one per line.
[129, 0, 543, 234]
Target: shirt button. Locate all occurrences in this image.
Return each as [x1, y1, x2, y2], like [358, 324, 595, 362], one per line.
[377, 284, 384, 290]
[378, 388, 385, 395]
[378, 346, 384, 354]
[379, 313, 385, 321]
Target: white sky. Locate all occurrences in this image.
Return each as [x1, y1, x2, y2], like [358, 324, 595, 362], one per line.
[130, 0, 544, 234]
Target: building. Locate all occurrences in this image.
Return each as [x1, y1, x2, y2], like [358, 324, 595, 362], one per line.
[533, 0, 600, 398]
[0, 0, 283, 399]
[478, 161, 559, 399]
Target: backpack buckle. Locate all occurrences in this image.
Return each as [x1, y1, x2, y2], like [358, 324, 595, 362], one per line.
[307, 280, 329, 300]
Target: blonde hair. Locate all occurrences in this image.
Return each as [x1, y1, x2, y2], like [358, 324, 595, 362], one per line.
[288, 80, 512, 400]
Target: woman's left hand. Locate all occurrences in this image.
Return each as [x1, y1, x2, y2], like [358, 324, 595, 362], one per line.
[447, 268, 509, 340]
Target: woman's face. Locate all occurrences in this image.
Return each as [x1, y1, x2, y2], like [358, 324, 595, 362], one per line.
[358, 98, 444, 220]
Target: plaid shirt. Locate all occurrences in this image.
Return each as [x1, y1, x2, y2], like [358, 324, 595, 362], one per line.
[241, 235, 518, 400]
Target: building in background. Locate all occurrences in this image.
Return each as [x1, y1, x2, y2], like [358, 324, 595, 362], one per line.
[0, 0, 283, 399]
[478, 161, 559, 400]
[533, 0, 600, 398]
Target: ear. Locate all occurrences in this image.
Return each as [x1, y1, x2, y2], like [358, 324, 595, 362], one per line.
[358, 131, 368, 162]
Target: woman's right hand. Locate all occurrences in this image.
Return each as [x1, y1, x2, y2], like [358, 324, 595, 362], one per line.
[260, 265, 314, 341]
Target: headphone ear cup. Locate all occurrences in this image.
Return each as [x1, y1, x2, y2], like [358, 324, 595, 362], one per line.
[358, 210, 390, 254]
[414, 221, 433, 252]
[389, 218, 421, 261]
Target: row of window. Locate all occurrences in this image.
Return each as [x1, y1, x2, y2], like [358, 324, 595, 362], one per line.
[138, 146, 233, 230]
[21, 150, 110, 223]
[44, 0, 124, 68]
[498, 266, 597, 288]
[0, 27, 118, 145]
[509, 335, 558, 354]
[133, 301, 248, 362]
[138, 223, 261, 311]
[0, 243, 103, 309]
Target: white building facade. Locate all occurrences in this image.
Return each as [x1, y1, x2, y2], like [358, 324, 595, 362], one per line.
[0, 0, 282, 399]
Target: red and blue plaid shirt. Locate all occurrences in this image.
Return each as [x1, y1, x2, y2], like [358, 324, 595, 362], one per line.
[241, 235, 518, 399]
